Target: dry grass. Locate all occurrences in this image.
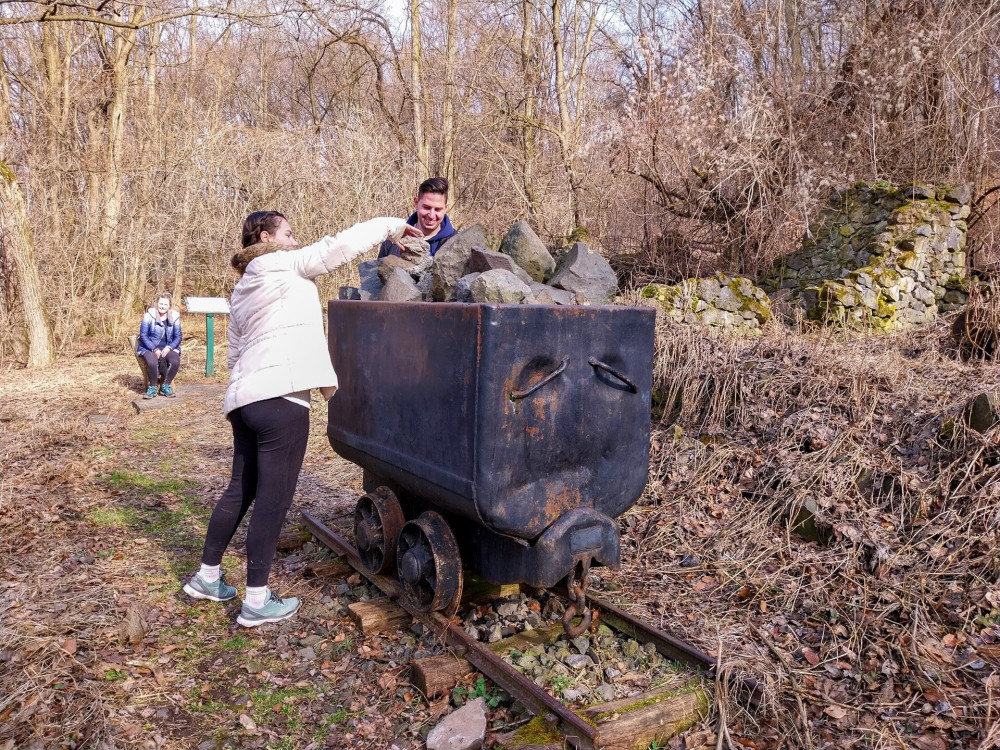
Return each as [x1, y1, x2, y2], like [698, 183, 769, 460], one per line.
[955, 281, 1000, 362]
[601, 310, 1000, 748]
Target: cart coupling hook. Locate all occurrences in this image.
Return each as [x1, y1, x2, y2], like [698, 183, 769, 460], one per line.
[562, 558, 593, 637]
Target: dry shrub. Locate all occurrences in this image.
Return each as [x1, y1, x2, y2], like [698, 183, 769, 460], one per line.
[955, 281, 1000, 360]
[615, 312, 1000, 745]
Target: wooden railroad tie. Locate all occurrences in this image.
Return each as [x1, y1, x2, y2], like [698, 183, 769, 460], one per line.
[347, 597, 413, 635]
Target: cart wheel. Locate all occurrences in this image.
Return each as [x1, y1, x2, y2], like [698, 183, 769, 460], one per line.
[397, 511, 462, 612]
[353, 487, 405, 575]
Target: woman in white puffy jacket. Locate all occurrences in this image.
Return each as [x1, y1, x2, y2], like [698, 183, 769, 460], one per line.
[183, 210, 419, 627]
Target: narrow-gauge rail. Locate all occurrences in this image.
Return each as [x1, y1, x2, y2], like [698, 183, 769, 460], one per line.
[301, 510, 761, 750]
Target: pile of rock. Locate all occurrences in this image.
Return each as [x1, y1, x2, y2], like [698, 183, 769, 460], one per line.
[640, 274, 772, 335]
[341, 220, 620, 306]
[762, 182, 970, 330]
[458, 591, 694, 707]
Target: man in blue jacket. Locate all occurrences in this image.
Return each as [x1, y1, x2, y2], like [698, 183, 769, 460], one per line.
[378, 177, 457, 258]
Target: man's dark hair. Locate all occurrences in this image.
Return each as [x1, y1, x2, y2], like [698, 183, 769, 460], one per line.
[417, 177, 449, 199]
[240, 210, 287, 248]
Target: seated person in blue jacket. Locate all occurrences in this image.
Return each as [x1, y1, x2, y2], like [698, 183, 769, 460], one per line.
[378, 176, 457, 258]
[137, 292, 182, 399]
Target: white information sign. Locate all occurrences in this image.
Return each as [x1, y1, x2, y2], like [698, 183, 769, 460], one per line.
[184, 297, 231, 315]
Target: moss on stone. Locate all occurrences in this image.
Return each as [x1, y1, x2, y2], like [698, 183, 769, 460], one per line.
[641, 284, 681, 306]
[869, 266, 901, 288]
[875, 294, 896, 320]
[819, 281, 855, 307]
[945, 273, 968, 291]
[897, 250, 922, 270]
[724, 277, 771, 323]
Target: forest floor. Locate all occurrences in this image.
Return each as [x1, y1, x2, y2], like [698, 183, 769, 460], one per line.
[4, 311, 1000, 749]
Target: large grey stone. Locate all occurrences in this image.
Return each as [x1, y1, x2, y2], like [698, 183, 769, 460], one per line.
[416, 271, 434, 300]
[468, 248, 533, 285]
[965, 393, 1000, 433]
[469, 269, 532, 304]
[898, 183, 935, 201]
[528, 283, 554, 305]
[943, 184, 972, 205]
[696, 277, 721, 300]
[426, 697, 486, 750]
[529, 282, 574, 305]
[377, 254, 416, 283]
[548, 243, 618, 304]
[499, 220, 555, 282]
[358, 259, 383, 300]
[378, 268, 423, 302]
[714, 286, 743, 312]
[454, 272, 482, 303]
[398, 235, 433, 275]
[338, 286, 361, 301]
[432, 224, 489, 301]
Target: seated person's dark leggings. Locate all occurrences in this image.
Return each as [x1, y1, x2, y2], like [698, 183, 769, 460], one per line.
[200, 397, 310, 587]
[141, 349, 181, 385]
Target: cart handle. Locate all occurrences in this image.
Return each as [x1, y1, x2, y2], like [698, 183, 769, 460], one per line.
[510, 357, 569, 400]
[588, 357, 638, 393]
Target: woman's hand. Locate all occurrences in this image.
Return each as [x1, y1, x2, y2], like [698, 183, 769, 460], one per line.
[389, 223, 424, 252]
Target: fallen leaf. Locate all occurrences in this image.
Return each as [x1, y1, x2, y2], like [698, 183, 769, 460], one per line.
[427, 698, 451, 721]
[823, 705, 847, 719]
[909, 735, 946, 750]
[802, 647, 820, 666]
[60, 638, 77, 655]
[239, 714, 258, 732]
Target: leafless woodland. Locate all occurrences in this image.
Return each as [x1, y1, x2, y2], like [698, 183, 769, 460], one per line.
[1, 0, 999, 367]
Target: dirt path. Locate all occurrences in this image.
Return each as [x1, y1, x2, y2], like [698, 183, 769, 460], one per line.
[0, 348, 467, 750]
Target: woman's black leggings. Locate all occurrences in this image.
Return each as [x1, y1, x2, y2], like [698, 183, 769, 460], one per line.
[200, 398, 310, 587]
[141, 349, 180, 385]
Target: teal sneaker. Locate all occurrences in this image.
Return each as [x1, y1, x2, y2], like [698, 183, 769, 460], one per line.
[143, 385, 158, 399]
[183, 573, 237, 602]
[159, 383, 175, 397]
[236, 590, 300, 627]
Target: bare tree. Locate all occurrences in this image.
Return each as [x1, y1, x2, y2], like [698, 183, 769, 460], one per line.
[0, 159, 55, 366]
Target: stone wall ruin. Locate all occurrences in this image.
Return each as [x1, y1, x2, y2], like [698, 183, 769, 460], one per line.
[640, 275, 772, 335]
[762, 182, 970, 331]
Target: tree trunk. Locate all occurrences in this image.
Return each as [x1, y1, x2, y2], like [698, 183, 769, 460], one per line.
[410, 0, 430, 181]
[41, 20, 69, 249]
[144, 22, 164, 293]
[549, 0, 590, 228]
[520, 0, 539, 218]
[0, 161, 55, 367]
[441, 0, 459, 189]
[783, 0, 803, 86]
[99, 8, 143, 325]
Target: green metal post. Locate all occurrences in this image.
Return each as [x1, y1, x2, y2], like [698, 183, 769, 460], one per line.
[205, 313, 215, 377]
